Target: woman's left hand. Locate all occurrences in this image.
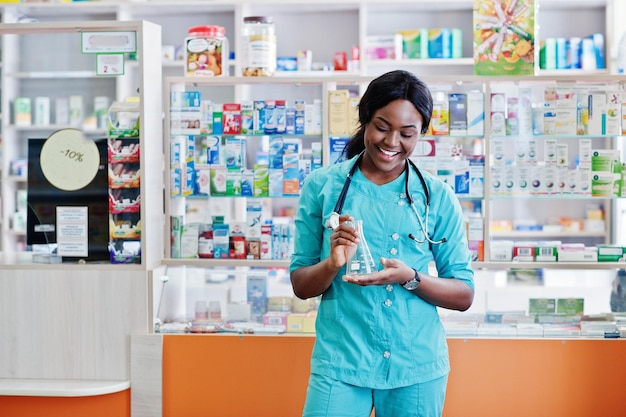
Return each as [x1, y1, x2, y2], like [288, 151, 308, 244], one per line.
[342, 257, 413, 286]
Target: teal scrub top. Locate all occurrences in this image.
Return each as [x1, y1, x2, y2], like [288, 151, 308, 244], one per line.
[290, 155, 474, 389]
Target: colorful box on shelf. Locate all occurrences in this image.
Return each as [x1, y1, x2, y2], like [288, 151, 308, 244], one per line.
[473, 0, 536, 76]
[395, 28, 428, 59]
[108, 140, 140, 163]
[286, 312, 317, 333]
[109, 218, 141, 240]
[364, 34, 402, 60]
[513, 242, 537, 262]
[109, 163, 140, 188]
[489, 240, 514, 261]
[263, 312, 289, 330]
[596, 245, 626, 262]
[109, 241, 141, 264]
[107, 100, 140, 139]
[535, 241, 560, 262]
[557, 247, 598, 262]
[108, 190, 140, 214]
[557, 298, 585, 316]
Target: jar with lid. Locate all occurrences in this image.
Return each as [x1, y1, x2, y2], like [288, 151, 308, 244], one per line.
[241, 16, 276, 76]
[185, 25, 229, 77]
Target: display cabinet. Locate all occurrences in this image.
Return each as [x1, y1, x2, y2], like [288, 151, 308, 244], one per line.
[0, 17, 162, 389]
[156, 73, 625, 332]
[0, 18, 163, 265]
[156, 74, 487, 329]
[482, 75, 625, 268]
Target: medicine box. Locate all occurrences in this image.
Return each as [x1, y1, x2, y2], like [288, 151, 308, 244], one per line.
[448, 93, 468, 136]
[282, 153, 300, 196]
[529, 298, 556, 315]
[34, 96, 50, 126]
[14, 97, 32, 126]
[222, 103, 241, 134]
[395, 28, 428, 59]
[535, 242, 559, 262]
[364, 34, 402, 60]
[557, 248, 597, 262]
[241, 101, 254, 135]
[253, 164, 269, 197]
[329, 137, 348, 165]
[328, 89, 350, 136]
[264, 100, 276, 134]
[597, 245, 626, 262]
[466, 91, 484, 135]
[247, 275, 268, 322]
[294, 100, 305, 135]
[430, 91, 449, 135]
[557, 298, 584, 316]
[513, 242, 536, 262]
[275, 100, 287, 134]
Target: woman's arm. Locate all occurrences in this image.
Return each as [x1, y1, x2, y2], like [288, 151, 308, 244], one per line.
[342, 257, 474, 311]
[291, 214, 359, 299]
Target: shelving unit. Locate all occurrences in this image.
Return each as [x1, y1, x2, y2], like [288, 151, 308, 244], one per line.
[0, 18, 163, 266]
[0, 19, 162, 391]
[481, 75, 624, 266]
[158, 83, 626, 328]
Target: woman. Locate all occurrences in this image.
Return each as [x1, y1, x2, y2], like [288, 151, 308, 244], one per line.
[290, 70, 475, 417]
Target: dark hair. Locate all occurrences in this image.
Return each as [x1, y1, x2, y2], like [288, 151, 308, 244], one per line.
[344, 70, 433, 159]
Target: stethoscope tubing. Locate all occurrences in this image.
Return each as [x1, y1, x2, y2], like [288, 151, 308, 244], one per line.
[326, 153, 445, 245]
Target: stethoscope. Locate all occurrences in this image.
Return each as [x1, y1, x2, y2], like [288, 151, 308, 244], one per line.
[325, 152, 447, 245]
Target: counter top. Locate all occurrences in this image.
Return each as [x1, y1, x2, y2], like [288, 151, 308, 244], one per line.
[0, 379, 130, 397]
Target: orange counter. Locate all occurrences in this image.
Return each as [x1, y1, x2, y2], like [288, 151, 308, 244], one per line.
[0, 389, 130, 417]
[163, 335, 626, 417]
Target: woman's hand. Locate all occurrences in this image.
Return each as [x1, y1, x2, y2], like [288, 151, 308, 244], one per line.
[328, 215, 358, 270]
[342, 257, 413, 286]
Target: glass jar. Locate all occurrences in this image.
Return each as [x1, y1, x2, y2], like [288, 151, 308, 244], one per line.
[241, 16, 276, 76]
[184, 25, 229, 77]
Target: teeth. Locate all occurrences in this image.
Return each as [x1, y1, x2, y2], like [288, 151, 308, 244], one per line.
[381, 148, 396, 156]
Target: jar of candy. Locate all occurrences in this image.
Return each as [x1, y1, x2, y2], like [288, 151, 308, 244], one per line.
[241, 16, 276, 76]
[185, 25, 228, 76]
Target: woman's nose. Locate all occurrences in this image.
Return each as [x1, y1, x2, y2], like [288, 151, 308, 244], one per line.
[384, 130, 400, 145]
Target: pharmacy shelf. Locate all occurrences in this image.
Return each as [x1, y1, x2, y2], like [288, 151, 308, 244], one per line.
[162, 258, 291, 268]
[491, 231, 607, 239]
[474, 261, 626, 270]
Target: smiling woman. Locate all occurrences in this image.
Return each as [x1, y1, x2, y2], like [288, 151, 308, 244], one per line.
[289, 70, 474, 417]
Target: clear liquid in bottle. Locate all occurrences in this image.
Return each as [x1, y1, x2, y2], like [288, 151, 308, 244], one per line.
[343, 220, 378, 279]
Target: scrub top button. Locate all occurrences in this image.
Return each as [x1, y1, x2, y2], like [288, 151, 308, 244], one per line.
[398, 200, 406, 207]
[383, 351, 391, 359]
[389, 248, 398, 255]
[400, 193, 406, 199]
[384, 299, 392, 307]
[392, 233, 400, 240]
[386, 284, 393, 292]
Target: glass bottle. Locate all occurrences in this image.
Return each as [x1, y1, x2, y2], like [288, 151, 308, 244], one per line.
[344, 220, 378, 279]
[241, 16, 276, 76]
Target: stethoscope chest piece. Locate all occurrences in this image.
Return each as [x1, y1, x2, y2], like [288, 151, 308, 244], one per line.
[325, 212, 340, 230]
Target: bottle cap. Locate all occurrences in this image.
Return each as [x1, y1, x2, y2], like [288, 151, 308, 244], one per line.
[188, 25, 225, 37]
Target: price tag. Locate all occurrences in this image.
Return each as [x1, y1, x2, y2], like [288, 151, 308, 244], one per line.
[97, 54, 125, 76]
[56, 206, 88, 257]
[40, 129, 101, 191]
[82, 31, 137, 53]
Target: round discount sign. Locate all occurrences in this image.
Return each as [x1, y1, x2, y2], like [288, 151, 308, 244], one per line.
[40, 129, 101, 191]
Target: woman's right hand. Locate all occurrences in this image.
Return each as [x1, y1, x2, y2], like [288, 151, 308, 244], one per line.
[328, 215, 359, 270]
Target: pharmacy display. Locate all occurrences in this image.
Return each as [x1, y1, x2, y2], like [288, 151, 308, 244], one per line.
[107, 101, 142, 264]
[26, 131, 109, 261]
